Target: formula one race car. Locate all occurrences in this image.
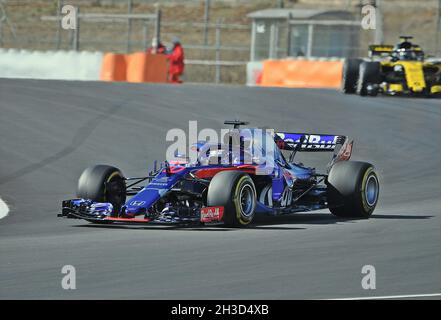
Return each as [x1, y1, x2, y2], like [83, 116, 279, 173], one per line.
[342, 36, 441, 97]
[59, 121, 380, 227]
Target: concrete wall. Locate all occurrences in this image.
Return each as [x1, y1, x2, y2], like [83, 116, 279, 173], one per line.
[0, 49, 103, 81]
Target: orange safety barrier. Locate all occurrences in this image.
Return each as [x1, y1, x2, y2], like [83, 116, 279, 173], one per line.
[260, 59, 343, 89]
[100, 53, 127, 82]
[126, 53, 168, 83]
[100, 52, 168, 83]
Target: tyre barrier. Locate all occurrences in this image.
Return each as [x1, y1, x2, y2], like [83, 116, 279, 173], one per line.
[254, 58, 344, 89]
[126, 52, 168, 83]
[101, 52, 168, 83]
[100, 53, 127, 82]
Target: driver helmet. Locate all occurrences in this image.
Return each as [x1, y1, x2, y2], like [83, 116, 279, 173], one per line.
[394, 48, 418, 61]
[392, 37, 422, 61]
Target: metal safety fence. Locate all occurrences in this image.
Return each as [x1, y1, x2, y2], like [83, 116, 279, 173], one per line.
[0, 0, 440, 84]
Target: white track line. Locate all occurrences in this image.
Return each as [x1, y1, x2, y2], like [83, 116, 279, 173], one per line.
[0, 197, 9, 219]
[328, 293, 441, 300]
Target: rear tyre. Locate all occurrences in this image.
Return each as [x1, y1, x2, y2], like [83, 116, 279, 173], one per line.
[77, 164, 126, 216]
[341, 58, 362, 94]
[207, 171, 256, 227]
[357, 62, 381, 96]
[327, 161, 379, 218]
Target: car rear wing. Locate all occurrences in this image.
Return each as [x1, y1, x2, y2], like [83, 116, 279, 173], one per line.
[368, 44, 423, 57]
[275, 132, 354, 171]
[368, 45, 394, 57]
[274, 132, 346, 152]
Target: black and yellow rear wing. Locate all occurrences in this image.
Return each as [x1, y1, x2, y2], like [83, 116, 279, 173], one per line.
[368, 45, 394, 56]
[369, 44, 423, 57]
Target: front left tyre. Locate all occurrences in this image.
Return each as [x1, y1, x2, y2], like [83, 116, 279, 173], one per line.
[77, 164, 126, 217]
[341, 58, 362, 94]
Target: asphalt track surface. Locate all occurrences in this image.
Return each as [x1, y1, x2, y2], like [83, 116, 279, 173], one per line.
[0, 79, 440, 299]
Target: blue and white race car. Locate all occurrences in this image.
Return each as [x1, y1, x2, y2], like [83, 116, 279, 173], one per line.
[59, 121, 379, 227]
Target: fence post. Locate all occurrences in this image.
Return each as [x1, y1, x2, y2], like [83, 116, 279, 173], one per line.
[143, 21, 149, 51]
[269, 23, 276, 59]
[73, 6, 80, 51]
[203, 0, 210, 45]
[154, 6, 161, 42]
[127, 0, 132, 52]
[374, 0, 384, 44]
[436, 0, 440, 56]
[0, 0, 17, 47]
[56, 0, 63, 49]
[215, 19, 221, 84]
[306, 23, 313, 58]
[286, 13, 292, 57]
[250, 21, 256, 61]
[0, 17, 3, 47]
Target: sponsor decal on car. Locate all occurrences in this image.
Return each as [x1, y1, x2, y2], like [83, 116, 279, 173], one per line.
[200, 206, 224, 223]
[130, 201, 145, 206]
[276, 133, 339, 150]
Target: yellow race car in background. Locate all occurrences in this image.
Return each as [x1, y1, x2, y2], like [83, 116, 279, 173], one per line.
[342, 36, 441, 97]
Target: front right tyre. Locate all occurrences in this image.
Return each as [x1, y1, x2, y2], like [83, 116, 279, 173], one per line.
[327, 161, 379, 218]
[357, 61, 381, 96]
[77, 164, 126, 217]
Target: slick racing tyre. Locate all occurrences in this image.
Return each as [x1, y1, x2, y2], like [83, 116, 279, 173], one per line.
[77, 164, 126, 217]
[327, 161, 379, 218]
[207, 171, 256, 227]
[357, 61, 381, 96]
[341, 58, 362, 94]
